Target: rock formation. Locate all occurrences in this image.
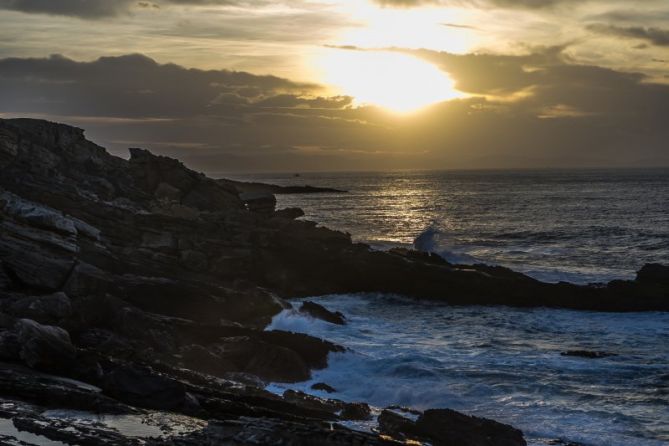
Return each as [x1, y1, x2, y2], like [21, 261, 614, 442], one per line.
[0, 118, 666, 444]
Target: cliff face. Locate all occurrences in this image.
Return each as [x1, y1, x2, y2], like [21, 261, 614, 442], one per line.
[0, 118, 666, 445]
[2, 118, 667, 316]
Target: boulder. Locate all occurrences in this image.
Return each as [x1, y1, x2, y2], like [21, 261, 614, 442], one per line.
[378, 410, 419, 439]
[561, 350, 616, 359]
[378, 408, 526, 446]
[274, 207, 305, 220]
[214, 337, 311, 383]
[311, 382, 336, 393]
[0, 329, 20, 361]
[15, 319, 76, 372]
[282, 390, 371, 421]
[416, 409, 526, 446]
[102, 365, 187, 410]
[240, 192, 277, 214]
[636, 263, 669, 286]
[0, 262, 12, 290]
[7, 292, 72, 325]
[299, 301, 346, 325]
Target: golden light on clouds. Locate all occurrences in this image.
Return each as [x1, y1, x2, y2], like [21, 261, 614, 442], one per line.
[319, 49, 463, 113]
[338, 2, 475, 53]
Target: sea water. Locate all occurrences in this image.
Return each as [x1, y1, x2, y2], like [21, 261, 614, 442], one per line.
[234, 168, 669, 284]
[267, 295, 669, 446]
[235, 168, 669, 445]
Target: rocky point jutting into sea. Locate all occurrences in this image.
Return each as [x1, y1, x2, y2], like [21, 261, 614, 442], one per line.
[0, 118, 667, 445]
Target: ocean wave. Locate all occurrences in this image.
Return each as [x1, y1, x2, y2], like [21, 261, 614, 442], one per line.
[265, 294, 669, 446]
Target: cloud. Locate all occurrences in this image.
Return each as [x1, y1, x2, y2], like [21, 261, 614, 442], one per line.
[587, 23, 669, 47]
[373, 0, 580, 9]
[0, 0, 271, 19]
[1, 51, 668, 171]
[0, 0, 136, 18]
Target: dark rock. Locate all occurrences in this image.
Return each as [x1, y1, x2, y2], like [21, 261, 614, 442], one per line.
[102, 365, 187, 411]
[340, 401, 372, 421]
[6, 292, 72, 325]
[311, 382, 337, 393]
[0, 362, 133, 414]
[192, 417, 397, 446]
[636, 263, 669, 286]
[378, 409, 420, 439]
[219, 178, 346, 195]
[15, 319, 76, 372]
[0, 329, 20, 360]
[240, 191, 277, 214]
[299, 301, 346, 325]
[259, 329, 344, 371]
[561, 350, 616, 359]
[214, 337, 311, 383]
[0, 262, 13, 290]
[415, 409, 526, 446]
[282, 390, 371, 421]
[129, 147, 243, 212]
[379, 408, 526, 446]
[274, 207, 305, 220]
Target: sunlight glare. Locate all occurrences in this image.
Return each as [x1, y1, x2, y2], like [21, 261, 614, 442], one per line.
[319, 49, 462, 113]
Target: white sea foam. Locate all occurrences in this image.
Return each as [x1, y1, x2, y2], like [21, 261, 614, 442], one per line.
[266, 294, 669, 446]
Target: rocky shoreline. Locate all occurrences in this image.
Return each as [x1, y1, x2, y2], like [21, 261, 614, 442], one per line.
[0, 118, 667, 445]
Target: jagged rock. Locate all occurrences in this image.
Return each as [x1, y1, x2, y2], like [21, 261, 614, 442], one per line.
[0, 262, 12, 290]
[189, 417, 398, 446]
[240, 192, 277, 214]
[273, 208, 304, 221]
[282, 390, 371, 421]
[378, 410, 419, 439]
[15, 319, 76, 372]
[311, 382, 337, 393]
[213, 337, 311, 383]
[179, 249, 208, 271]
[6, 292, 72, 325]
[219, 178, 346, 195]
[129, 147, 242, 212]
[379, 408, 526, 446]
[561, 350, 616, 359]
[154, 181, 182, 201]
[1, 249, 75, 291]
[0, 330, 20, 360]
[0, 362, 133, 414]
[299, 301, 346, 325]
[636, 263, 669, 286]
[415, 409, 526, 446]
[102, 365, 188, 411]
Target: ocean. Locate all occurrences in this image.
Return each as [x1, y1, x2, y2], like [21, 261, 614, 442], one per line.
[230, 168, 669, 446]
[233, 168, 669, 284]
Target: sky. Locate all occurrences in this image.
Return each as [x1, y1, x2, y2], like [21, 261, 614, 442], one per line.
[0, 0, 668, 172]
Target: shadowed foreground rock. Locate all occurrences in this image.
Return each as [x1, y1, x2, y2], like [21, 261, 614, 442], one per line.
[0, 118, 666, 444]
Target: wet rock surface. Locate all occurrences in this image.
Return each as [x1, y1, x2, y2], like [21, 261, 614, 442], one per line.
[299, 301, 346, 325]
[0, 118, 666, 444]
[378, 408, 527, 446]
[560, 350, 617, 359]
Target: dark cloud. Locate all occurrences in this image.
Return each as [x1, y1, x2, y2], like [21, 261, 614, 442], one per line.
[587, 23, 669, 47]
[0, 0, 268, 18]
[0, 0, 136, 18]
[0, 53, 320, 118]
[1, 51, 668, 172]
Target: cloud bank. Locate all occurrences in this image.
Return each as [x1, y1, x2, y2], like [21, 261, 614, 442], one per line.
[1, 50, 667, 172]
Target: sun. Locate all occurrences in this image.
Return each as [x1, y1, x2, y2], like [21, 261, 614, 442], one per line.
[318, 49, 462, 113]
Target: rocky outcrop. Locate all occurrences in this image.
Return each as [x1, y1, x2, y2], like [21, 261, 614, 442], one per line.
[0, 117, 665, 444]
[299, 301, 346, 325]
[219, 178, 346, 195]
[15, 318, 76, 373]
[378, 408, 527, 446]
